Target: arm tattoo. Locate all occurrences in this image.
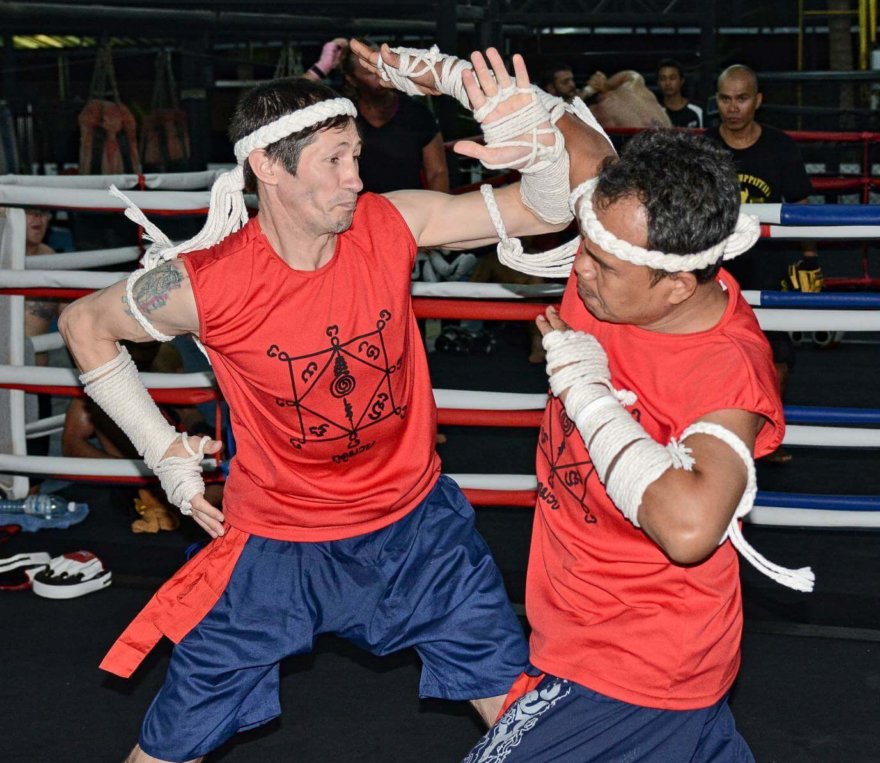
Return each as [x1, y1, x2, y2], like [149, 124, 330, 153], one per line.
[127, 262, 184, 317]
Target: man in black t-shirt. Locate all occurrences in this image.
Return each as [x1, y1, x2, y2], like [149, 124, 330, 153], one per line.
[342, 42, 449, 194]
[705, 64, 820, 463]
[656, 59, 703, 128]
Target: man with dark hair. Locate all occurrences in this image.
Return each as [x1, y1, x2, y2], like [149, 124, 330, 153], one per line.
[59, 50, 608, 763]
[657, 58, 703, 127]
[463, 129, 812, 762]
[541, 63, 582, 103]
[705, 63, 820, 463]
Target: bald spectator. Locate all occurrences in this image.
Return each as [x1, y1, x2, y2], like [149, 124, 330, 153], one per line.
[656, 58, 703, 128]
[705, 64, 820, 464]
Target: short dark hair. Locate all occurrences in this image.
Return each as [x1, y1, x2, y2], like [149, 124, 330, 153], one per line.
[593, 130, 740, 284]
[229, 77, 353, 192]
[541, 63, 572, 89]
[656, 58, 684, 78]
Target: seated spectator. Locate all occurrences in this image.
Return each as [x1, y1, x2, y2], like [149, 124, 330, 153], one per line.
[23, 208, 60, 367]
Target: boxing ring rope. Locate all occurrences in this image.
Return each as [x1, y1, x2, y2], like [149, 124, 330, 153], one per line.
[1, 181, 878, 529]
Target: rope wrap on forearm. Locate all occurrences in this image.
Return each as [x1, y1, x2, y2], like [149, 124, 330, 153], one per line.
[543, 330, 666, 525]
[543, 329, 815, 592]
[79, 346, 207, 514]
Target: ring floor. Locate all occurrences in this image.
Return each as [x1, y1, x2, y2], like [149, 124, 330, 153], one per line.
[3, 323, 879, 762]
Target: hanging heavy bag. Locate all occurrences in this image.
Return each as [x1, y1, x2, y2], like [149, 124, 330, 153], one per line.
[78, 44, 141, 175]
[140, 50, 190, 170]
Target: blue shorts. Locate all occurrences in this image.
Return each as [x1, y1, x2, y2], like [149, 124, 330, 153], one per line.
[463, 674, 755, 763]
[140, 475, 527, 761]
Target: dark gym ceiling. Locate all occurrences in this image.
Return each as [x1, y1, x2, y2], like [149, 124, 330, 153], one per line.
[0, 1, 794, 45]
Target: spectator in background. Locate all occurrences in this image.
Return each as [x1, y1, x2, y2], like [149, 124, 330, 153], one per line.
[540, 64, 585, 104]
[302, 38, 348, 83]
[704, 64, 820, 464]
[23, 207, 60, 463]
[656, 58, 703, 128]
[341, 40, 449, 193]
[24, 208, 59, 367]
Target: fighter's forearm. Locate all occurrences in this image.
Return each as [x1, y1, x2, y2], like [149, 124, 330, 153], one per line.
[556, 111, 615, 188]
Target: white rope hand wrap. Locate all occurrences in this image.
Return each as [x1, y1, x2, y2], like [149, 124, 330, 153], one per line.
[544, 330, 815, 593]
[543, 330, 669, 527]
[109, 98, 357, 343]
[79, 347, 208, 515]
[375, 45, 473, 109]
[477, 92, 615, 275]
[153, 433, 211, 515]
[477, 85, 572, 225]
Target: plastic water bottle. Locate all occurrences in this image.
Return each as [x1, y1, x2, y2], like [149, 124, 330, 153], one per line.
[0, 494, 76, 518]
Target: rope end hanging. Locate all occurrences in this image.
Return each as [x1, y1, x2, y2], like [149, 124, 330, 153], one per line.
[109, 185, 173, 252]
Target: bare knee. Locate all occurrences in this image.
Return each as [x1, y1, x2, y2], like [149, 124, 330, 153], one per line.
[470, 694, 505, 727]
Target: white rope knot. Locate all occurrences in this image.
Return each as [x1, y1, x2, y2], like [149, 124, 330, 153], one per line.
[666, 438, 696, 471]
[154, 433, 211, 515]
[571, 178, 761, 273]
[376, 45, 472, 108]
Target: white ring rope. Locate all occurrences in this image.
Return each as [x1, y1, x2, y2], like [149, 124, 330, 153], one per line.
[0, 364, 214, 389]
[5, 272, 880, 333]
[2, 365, 878, 448]
[25, 247, 140, 270]
[0, 185, 256, 213]
[28, 332, 65, 354]
[0, 453, 217, 477]
[0, 170, 228, 191]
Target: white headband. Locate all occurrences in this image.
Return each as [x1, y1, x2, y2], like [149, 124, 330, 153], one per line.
[233, 97, 357, 163]
[572, 178, 760, 273]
